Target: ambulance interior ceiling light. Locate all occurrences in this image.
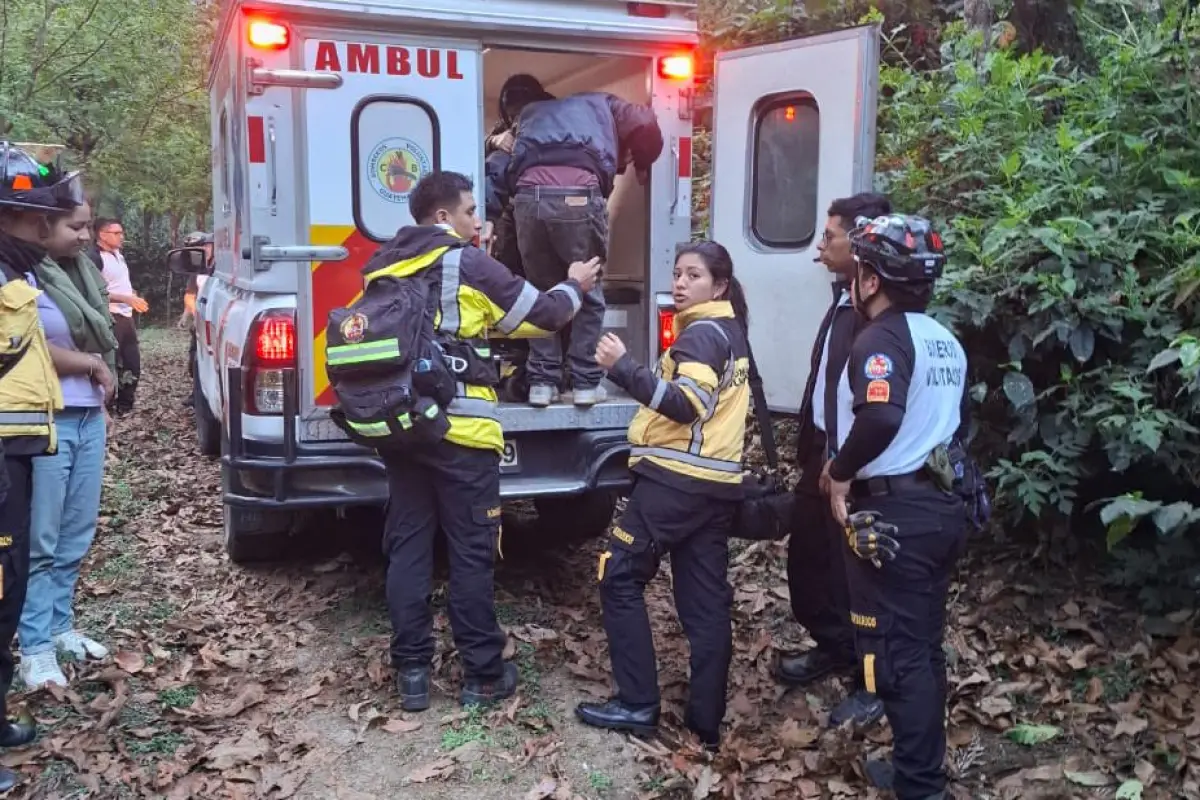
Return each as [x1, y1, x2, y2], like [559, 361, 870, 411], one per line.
[248, 18, 290, 50]
[657, 54, 693, 80]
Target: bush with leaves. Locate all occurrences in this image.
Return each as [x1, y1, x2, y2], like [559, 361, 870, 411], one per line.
[873, 8, 1200, 545]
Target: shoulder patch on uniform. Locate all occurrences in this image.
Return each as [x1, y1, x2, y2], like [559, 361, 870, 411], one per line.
[863, 353, 894, 379]
[866, 379, 891, 403]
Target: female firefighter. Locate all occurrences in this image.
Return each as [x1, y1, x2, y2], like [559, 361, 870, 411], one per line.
[575, 241, 750, 751]
[0, 140, 81, 790]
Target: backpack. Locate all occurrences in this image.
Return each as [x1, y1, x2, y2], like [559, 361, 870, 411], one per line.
[323, 251, 460, 451]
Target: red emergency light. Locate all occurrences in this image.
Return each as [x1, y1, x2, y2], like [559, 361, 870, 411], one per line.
[658, 307, 677, 353]
[658, 54, 694, 81]
[248, 18, 290, 50]
[785, 105, 796, 122]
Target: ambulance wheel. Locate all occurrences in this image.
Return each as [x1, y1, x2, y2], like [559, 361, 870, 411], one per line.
[193, 366, 221, 457]
[534, 490, 617, 544]
[224, 506, 292, 565]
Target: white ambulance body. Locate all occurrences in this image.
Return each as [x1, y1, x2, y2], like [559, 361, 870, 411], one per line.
[190, 0, 878, 562]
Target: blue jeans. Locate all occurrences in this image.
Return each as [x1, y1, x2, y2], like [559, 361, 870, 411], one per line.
[19, 407, 107, 655]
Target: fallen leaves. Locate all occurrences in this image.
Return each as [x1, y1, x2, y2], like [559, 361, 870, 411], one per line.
[8, 332, 1200, 800]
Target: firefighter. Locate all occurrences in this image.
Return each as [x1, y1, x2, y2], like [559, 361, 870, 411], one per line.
[776, 193, 893, 729]
[576, 241, 750, 752]
[372, 171, 600, 711]
[506, 87, 664, 408]
[0, 141, 79, 791]
[178, 231, 213, 407]
[821, 214, 968, 800]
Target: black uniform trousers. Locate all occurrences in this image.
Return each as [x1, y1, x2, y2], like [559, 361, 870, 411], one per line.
[112, 314, 140, 414]
[598, 475, 735, 740]
[381, 439, 507, 680]
[0, 455, 33, 722]
[787, 431, 858, 668]
[845, 483, 967, 800]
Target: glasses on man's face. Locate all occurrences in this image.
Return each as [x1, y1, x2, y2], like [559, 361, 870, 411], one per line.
[821, 229, 842, 245]
[104, 229, 124, 237]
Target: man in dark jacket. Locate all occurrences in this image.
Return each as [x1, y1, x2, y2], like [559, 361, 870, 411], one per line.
[506, 91, 664, 408]
[777, 192, 894, 729]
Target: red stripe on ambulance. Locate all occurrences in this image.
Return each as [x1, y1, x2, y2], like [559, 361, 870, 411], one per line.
[313, 41, 464, 79]
[677, 137, 692, 178]
[247, 116, 265, 164]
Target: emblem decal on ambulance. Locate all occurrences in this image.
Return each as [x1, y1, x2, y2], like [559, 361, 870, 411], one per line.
[367, 137, 432, 204]
[340, 312, 369, 343]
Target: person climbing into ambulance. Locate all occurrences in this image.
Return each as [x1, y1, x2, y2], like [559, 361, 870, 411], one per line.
[505, 86, 664, 408]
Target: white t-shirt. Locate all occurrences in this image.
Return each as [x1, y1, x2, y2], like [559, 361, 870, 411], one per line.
[811, 289, 852, 432]
[100, 250, 133, 318]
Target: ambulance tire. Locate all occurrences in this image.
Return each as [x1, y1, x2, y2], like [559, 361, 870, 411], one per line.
[193, 364, 221, 458]
[223, 506, 293, 565]
[533, 490, 617, 545]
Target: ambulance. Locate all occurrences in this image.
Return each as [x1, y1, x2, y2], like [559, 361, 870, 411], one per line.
[175, 0, 879, 562]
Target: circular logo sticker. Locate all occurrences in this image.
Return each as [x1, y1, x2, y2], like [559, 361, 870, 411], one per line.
[340, 312, 369, 344]
[367, 138, 431, 204]
[864, 353, 894, 379]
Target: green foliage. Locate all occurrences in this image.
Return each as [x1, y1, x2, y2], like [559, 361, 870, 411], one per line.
[874, 8, 1200, 542]
[1, 0, 215, 316]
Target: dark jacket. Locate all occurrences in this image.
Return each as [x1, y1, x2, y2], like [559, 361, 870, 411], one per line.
[507, 92, 664, 197]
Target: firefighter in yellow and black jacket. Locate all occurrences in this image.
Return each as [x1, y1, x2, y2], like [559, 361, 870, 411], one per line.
[576, 241, 750, 752]
[0, 141, 79, 791]
[372, 171, 600, 713]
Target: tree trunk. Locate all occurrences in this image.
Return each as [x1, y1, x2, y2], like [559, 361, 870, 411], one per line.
[1008, 0, 1087, 62]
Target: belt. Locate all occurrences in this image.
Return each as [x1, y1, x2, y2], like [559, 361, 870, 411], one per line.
[514, 185, 603, 199]
[850, 470, 932, 498]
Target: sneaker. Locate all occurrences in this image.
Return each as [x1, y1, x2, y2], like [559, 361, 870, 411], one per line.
[18, 651, 67, 689]
[573, 385, 607, 407]
[54, 630, 109, 661]
[528, 385, 558, 407]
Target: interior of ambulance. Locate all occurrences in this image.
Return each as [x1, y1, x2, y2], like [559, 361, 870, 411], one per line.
[481, 47, 655, 397]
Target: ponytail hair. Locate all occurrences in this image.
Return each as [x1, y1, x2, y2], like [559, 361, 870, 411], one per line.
[676, 240, 750, 331]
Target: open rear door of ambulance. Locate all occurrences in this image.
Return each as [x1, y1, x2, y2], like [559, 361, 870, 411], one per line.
[710, 24, 879, 413]
[298, 32, 482, 441]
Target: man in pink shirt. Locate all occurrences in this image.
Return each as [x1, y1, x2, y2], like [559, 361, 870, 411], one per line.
[95, 218, 149, 415]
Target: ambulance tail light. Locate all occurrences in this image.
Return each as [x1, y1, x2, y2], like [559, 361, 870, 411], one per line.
[245, 309, 296, 415]
[248, 18, 290, 51]
[658, 54, 694, 81]
[657, 305, 677, 355]
[627, 2, 669, 17]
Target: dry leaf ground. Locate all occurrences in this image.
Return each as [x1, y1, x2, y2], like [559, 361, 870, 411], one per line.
[4, 328, 1198, 799]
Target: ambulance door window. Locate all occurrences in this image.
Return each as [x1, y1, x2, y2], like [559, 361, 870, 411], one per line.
[750, 94, 820, 249]
[351, 97, 442, 242]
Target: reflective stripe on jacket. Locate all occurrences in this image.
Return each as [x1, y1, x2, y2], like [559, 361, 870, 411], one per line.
[360, 224, 581, 454]
[0, 266, 63, 454]
[619, 301, 750, 489]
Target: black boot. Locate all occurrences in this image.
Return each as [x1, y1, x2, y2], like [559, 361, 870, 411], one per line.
[574, 698, 659, 736]
[830, 689, 885, 727]
[460, 661, 518, 707]
[775, 648, 855, 686]
[0, 766, 17, 793]
[684, 710, 720, 752]
[396, 665, 430, 712]
[0, 720, 36, 749]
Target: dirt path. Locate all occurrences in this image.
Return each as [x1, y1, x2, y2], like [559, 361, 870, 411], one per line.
[4, 328, 1197, 799]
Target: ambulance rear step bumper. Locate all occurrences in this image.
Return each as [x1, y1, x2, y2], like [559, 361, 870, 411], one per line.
[222, 366, 634, 511]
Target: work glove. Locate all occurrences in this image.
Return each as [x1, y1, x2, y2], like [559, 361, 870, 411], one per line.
[845, 510, 900, 568]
